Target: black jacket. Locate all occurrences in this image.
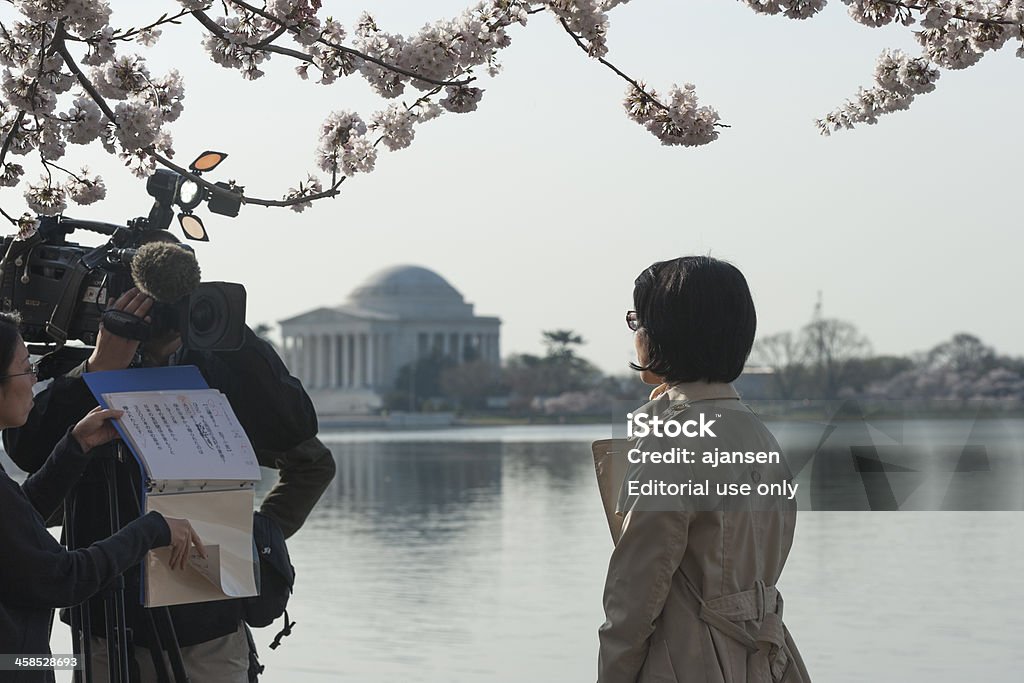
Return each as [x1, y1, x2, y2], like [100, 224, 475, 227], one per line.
[2, 327, 325, 648]
[0, 433, 170, 682]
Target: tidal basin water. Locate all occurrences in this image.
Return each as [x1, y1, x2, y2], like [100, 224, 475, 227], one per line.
[27, 421, 1024, 681]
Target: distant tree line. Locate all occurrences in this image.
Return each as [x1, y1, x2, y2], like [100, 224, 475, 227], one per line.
[382, 329, 639, 414]
[252, 313, 1024, 413]
[366, 317, 1024, 413]
[754, 322, 1024, 402]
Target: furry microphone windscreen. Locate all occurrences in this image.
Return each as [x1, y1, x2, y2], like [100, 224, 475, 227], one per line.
[131, 242, 202, 303]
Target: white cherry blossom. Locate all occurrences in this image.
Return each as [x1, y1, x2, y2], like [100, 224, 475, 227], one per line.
[0, 0, 1021, 219]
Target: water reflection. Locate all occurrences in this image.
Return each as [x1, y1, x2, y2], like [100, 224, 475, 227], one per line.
[22, 419, 1024, 682]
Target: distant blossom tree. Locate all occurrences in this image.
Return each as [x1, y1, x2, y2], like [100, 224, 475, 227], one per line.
[869, 333, 1024, 400]
[2, 0, 1023, 226]
[752, 331, 807, 399]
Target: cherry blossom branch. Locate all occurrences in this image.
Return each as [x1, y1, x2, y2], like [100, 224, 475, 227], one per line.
[64, 8, 193, 43]
[557, 17, 729, 129]
[558, 17, 667, 112]
[53, 19, 345, 210]
[0, 205, 19, 225]
[40, 158, 84, 182]
[875, 0, 1022, 26]
[51, 29, 117, 122]
[191, 9, 315, 63]
[220, 0, 475, 88]
[252, 25, 289, 50]
[0, 111, 26, 171]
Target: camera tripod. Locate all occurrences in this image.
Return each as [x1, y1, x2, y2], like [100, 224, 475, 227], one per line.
[65, 443, 190, 683]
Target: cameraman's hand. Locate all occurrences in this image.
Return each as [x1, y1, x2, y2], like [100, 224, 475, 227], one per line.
[162, 517, 207, 571]
[87, 288, 153, 372]
[71, 406, 125, 453]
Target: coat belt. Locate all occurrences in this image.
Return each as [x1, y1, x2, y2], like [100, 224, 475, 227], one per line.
[683, 576, 791, 682]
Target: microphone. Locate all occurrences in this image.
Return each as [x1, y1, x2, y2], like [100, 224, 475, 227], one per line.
[130, 241, 202, 303]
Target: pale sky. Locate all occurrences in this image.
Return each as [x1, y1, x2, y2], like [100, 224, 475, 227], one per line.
[3, 1, 1022, 374]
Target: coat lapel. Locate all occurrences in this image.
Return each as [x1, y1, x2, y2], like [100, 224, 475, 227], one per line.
[592, 438, 629, 544]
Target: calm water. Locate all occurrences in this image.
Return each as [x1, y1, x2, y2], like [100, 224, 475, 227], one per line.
[25, 422, 1024, 681]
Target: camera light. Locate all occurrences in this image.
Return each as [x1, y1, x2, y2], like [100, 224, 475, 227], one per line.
[176, 179, 203, 210]
[178, 213, 209, 242]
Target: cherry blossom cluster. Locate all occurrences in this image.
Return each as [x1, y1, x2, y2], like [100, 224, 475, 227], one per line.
[815, 1, 1024, 132]
[1, 0, 1022, 221]
[623, 83, 721, 147]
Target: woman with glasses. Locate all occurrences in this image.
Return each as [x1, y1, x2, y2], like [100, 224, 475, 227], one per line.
[597, 257, 810, 683]
[0, 312, 204, 682]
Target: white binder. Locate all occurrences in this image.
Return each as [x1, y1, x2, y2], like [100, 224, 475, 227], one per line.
[101, 387, 261, 607]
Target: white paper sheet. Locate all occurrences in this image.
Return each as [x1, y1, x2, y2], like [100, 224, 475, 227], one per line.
[103, 389, 261, 482]
[144, 488, 258, 607]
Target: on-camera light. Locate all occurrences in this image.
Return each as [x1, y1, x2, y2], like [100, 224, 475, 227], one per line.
[176, 179, 203, 211]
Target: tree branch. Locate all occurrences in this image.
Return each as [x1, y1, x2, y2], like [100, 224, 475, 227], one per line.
[192, 9, 315, 63]
[557, 16, 729, 129]
[252, 24, 288, 49]
[222, 0, 475, 87]
[65, 8, 193, 43]
[55, 20, 344, 211]
[0, 110, 26, 170]
[51, 28, 118, 122]
[558, 17, 667, 109]
[876, 0, 1022, 26]
[0, 205, 20, 225]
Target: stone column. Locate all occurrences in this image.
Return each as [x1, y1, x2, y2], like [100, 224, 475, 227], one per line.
[327, 334, 338, 389]
[340, 334, 349, 388]
[334, 334, 343, 387]
[354, 333, 364, 388]
[304, 334, 315, 388]
[322, 334, 332, 388]
[451, 333, 461, 363]
[380, 334, 390, 387]
[366, 333, 376, 388]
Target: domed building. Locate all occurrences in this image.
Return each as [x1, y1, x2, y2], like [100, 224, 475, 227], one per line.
[279, 265, 501, 412]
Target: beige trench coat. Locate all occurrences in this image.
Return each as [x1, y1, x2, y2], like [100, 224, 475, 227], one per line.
[594, 383, 811, 683]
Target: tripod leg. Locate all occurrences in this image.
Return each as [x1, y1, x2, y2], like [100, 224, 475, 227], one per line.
[65, 494, 85, 683]
[145, 611, 172, 683]
[103, 457, 131, 683]
[152, 609, 189, 683]
[82, 622, 94, 683]
[66, 490, 96, 683]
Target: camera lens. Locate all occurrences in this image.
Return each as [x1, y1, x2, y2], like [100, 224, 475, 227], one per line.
[190, 297, 217, 334]
[183, 282, 246, 351]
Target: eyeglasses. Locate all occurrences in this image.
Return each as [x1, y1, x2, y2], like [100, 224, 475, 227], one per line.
[626, 310, 639, 332]
[0, 361, 38, 380]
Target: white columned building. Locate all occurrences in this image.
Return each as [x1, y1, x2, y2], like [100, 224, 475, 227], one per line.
[279, 265, 502, 414]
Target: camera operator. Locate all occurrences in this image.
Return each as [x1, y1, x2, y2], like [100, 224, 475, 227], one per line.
[3, 287, 336, 683]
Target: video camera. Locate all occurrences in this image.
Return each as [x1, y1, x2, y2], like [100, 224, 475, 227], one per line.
[0, 163, 247, 371]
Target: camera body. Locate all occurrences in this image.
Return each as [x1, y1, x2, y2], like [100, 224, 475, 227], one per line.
[0, 213, 245, 352]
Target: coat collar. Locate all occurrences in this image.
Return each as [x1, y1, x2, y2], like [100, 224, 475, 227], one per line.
[649, 381, 740, 404]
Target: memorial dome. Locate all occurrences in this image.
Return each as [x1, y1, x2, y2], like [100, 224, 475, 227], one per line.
[345, 265, 473, 318]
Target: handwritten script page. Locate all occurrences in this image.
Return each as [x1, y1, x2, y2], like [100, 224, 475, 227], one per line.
[103, 389, 261, 482]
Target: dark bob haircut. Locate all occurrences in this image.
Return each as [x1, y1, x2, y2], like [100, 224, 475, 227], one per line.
[630, 256, 756, 384]
[0, 311, 23, 384]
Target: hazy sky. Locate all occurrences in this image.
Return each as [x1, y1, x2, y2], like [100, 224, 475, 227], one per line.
[3, 1, 1022, 374]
